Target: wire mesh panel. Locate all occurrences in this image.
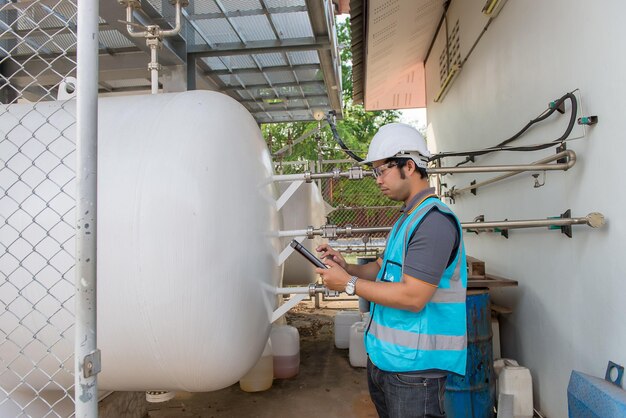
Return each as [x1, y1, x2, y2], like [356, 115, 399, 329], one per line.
[0, 0, 78, 416]
[320, 160, 401, 239]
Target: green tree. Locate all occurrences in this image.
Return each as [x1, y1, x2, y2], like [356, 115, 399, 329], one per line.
[263, 17, 400, 164]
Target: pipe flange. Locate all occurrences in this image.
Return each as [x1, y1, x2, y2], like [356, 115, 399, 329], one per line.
[348, 166, 364, 180]
[321, 224, 337, 239]
[332, 168, 341, 179]
[304, 171, 312, 183]
[344, 224, 353, 237]
[306, 225, 315, 239]
[587, 212, 605, 228]
[118, 0, 141, 9]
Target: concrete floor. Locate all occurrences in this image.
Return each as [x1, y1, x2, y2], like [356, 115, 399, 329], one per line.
[123, 300, 378, 418]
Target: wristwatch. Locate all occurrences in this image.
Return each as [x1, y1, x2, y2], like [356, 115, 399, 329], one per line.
[345, 276, 358, 296]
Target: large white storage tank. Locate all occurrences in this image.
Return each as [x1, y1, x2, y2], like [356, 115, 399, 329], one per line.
[0, 91, 282, 392]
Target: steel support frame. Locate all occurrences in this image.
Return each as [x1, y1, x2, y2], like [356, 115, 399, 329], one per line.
[75, 0, 99, 415]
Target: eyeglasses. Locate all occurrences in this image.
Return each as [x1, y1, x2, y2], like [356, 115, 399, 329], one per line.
[372, 161, 398, 178]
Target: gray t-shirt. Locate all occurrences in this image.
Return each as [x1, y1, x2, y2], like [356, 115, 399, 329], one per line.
[381, 188, 459, 287]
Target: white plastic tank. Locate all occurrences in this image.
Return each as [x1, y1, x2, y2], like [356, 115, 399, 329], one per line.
[334, 310, 362, 349]
[239, 339, 274, 392]
[498, 363, 534, 418]
[349, 321, 367, 368]
[270, 324, 300, 379]
[0, 91, 282, 392]
[280, 182, 327, 285]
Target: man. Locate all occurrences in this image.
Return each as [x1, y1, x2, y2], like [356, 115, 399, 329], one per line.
[315, 123, 467, 418]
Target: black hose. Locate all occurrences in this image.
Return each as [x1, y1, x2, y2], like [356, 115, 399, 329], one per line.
[325, 111, 365, 162]
[431, 91, 578, 162]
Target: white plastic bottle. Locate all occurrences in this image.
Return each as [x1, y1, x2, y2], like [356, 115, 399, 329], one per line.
[270, 324, 300, 379]
[349, 322, 367, 368]
[239, 339, 273, 392]
[334, 310, 362, 349]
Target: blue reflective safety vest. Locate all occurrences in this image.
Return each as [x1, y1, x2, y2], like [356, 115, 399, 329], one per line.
[365, 195, 467, 375]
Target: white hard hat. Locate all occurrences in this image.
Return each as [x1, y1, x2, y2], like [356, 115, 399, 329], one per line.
[361, 123, 431, 168]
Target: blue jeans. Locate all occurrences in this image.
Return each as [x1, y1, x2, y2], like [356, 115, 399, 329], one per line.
[367, 358, 447, 418]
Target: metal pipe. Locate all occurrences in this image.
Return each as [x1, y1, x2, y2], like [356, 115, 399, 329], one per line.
[463, 212, 604, 230]
[149, 40, 159, 94]
[430, 149, 576, 174]
[276, 286, 310, 295]
[278, 229, 309, 238]
[278, 212, 605, 237]
[160, 1, 183, 37]
[445, 150, 576, 197]
[76, 0, 100, 415]
[125, 3, 148, 38]
[273, 151, 575, 184]
[276, 284, 338, 297]
[273, 169, 374, 182]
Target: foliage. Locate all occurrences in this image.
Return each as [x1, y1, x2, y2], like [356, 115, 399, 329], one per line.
[263, 17, 402, 215]
[262, 17, 400, 164]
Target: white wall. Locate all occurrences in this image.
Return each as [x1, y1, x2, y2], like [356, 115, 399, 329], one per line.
[425, 1, 626, 416]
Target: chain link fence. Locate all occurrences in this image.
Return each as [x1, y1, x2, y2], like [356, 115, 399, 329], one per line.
[0, 0, 78, 416]
[274, 158, 400, 258]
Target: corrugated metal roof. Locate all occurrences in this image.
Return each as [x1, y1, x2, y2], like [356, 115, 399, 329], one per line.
[271, 12, 314, 39]
[253, 53, 287, 67]
[287, 51, 320, 65]
[1, 0, 342, 123]
[230, 15, 275, 42]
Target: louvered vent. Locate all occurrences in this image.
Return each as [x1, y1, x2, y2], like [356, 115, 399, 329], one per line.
[439, 19, 461, 87]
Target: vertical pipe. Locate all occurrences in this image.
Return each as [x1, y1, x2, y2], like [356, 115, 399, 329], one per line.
[75, 0, 99, 415]
[151, 45, 159, 94]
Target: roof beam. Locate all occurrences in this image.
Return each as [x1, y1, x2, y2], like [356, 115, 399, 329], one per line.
[186, 5, 307, 20]
[305, 0, 343, 115]
[239, 94, 329, 104]
[188, 37, 330, 58]
[221, 80, 326, 92]
[206, 64, 320, 76]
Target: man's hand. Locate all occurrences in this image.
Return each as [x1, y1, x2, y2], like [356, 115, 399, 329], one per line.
[316, 243, 347, 269]
[315, 258, 351, 292]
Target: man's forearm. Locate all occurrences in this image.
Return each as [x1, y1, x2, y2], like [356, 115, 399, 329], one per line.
[345, 260, 380, 280]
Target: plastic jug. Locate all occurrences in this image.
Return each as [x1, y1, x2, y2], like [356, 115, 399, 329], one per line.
[270, 324, 300, 379]
[334, 310, 362, 349]
[239, 339, 273, 392]
[349, 321, 367, 368]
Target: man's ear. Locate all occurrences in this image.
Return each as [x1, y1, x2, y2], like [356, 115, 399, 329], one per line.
[405, 159, 416, 175]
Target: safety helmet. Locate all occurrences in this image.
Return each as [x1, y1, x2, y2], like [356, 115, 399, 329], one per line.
[361, 123, 431, 169]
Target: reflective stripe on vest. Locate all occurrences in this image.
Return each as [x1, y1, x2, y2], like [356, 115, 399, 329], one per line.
[368, 320, 467, 351]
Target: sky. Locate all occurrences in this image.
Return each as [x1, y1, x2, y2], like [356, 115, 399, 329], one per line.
[399, 107, 428, 132]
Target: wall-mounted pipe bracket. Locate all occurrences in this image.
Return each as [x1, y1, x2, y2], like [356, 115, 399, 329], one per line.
[549, 209, 573, 237]
[578, 115, 598, 126]
[605, 361, 624, 388]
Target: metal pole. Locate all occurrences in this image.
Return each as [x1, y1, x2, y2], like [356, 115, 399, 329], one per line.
[278, 212, 605, 237]
[76, 0, 100, 415]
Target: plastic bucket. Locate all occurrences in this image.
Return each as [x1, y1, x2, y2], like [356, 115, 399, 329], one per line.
[445, 290, 495, 417]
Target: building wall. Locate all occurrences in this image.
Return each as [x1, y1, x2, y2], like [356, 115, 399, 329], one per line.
[425, 1, 626, 416]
